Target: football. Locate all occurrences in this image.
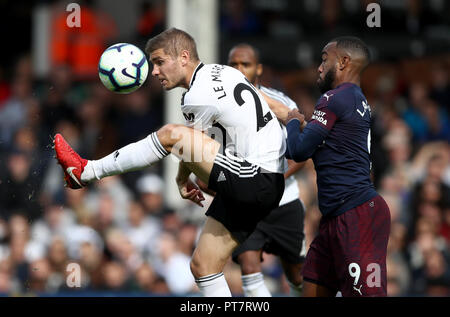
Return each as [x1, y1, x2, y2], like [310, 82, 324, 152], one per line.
[98, 43, 149, 94]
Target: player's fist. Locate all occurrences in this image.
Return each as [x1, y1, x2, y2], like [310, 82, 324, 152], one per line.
[286, 109, 307, 130]
[286, 109, 304, 123]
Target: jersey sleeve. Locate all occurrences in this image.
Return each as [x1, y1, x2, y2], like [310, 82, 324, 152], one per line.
[181, 104, 220, 132]
[285, 93, 342, 161]
[285, 119, 327, 162]
[307, 93, 342, 136]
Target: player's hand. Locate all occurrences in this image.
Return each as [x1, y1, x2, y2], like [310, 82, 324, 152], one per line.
[195, 177, 216, 197]
[286, 109, 307, 130]
[177, 177, 206, 207]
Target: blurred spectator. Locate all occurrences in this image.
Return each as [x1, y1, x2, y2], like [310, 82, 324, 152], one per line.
[101, 261, 131, 291]
[423, 247, 450, 296]
[402, 81, 430, 143]
[116, 87, 161, 148]
[39, 66, 78, 138]
[50, 0, 117, 80]
[176, 223, 198, 257]
[320, 0, 342, 31]
[47, 237, 69, 281]
[220, 0, 262, 36]
[91, 192, 117, 236]
[77, 97, 118, 159]
[421, 99, 450, 142]
[30, 203, 75, 249]
[0, 150, 42, 221]
[0, 61, 37, 150]
[407, 152, 450, 241]
[136, 173, 171, 218]
[136, 0, 166, 46]
[154, 231, 196, 295]
[121, 200, 161, 256]
[429, 63, 450, 114]
[78, 239, 105, 289]
[131, 262, 159, 292]
[104, 228, 143, 273]
[27, 258, 54, 293]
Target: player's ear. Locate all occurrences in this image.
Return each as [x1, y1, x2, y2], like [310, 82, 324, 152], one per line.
[180, 49, 190, 66]
[338, 55, 350, 71]
[256, 64, 263, 77]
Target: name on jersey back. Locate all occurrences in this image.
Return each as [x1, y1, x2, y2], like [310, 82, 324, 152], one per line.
[211, 65, 226, 100]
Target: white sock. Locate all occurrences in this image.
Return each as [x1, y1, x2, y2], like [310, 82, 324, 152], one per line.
[81, 132, 169, 182]
[287, 280, 303, 297]
[241, 272, 271, 297]
[195, 272, 232, 297]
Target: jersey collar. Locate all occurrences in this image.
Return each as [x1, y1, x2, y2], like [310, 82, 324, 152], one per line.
[189, 62, 204, 88]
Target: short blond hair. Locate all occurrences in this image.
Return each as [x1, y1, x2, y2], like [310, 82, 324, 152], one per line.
[145, 28, 199, 61]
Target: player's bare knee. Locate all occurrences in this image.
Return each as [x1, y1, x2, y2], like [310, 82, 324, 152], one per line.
[190, 254, 210, 278]
[189, 257, 200, 278]
[287, 273, 303, 287]
[284, 262, 304, 286]
[238, 253, 262, 275]
[157, 124, 184, 150]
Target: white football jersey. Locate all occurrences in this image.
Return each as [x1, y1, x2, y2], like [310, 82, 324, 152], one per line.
[260, 85, 301, 206]
[181, 63, 286, 174]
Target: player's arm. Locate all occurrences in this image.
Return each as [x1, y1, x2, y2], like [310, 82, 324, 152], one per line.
[176, 160, 206, 207]
[194, 176, 216, 196]
[284, 159, 305, 179]
[258, 89, 290, 123]
[285, 108, 335, 162]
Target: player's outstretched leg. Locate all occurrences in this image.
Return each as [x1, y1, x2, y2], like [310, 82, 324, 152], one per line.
[55, 125, 238, 297]
[54, 123, 220, 188]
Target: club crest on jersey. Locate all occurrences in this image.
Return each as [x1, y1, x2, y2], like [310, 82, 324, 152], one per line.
[312, 110, 328, 126]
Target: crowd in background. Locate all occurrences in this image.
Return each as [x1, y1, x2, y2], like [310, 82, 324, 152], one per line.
[0, 0, 449, 296]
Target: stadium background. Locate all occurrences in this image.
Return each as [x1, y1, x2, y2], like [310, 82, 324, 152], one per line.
[0, 0, 449, 296]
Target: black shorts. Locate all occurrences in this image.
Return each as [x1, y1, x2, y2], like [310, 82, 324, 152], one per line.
[232, 199, 306, 264]
[206, 152, 285, 244]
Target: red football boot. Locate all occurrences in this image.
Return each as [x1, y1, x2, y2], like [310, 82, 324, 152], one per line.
[54, 133, 88, 189]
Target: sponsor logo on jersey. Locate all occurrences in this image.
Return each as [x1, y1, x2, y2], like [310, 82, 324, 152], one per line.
[312, 110, 328, 126]
[183, 112, 195, 122]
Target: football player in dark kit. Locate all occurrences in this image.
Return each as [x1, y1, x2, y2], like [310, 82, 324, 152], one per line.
[284, 37, 391, 297]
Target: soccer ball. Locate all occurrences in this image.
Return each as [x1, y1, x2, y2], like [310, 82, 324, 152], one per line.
[98, 43, 149, 94]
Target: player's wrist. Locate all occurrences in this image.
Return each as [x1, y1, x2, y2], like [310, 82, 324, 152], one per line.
[286, 117, 302, 126]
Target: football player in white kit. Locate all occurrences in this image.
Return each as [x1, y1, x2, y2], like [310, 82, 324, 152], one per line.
[53, 28, 286, 297]
[227, 44, 307, 297]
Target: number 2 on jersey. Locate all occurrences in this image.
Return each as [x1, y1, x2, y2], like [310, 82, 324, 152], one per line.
[233, 82, 273, 132]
